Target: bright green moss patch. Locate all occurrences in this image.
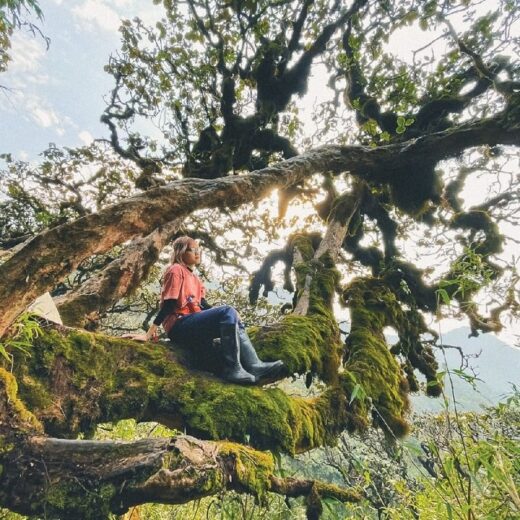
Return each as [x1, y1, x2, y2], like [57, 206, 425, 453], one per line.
[165, 376, 335, 454]
[0, 367, 42, 434]
[217, 442, 275, 500]
[250, 313, 340, 382]
[313, 481, 362, 503]
[342, 278, 411, 437]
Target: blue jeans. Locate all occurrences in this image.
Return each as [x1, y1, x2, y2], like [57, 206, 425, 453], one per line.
[168, 305, 243, 345]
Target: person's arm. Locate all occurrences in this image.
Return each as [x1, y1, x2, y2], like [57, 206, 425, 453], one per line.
[124, 299, 177, 342]
[153, 299, 177, 325]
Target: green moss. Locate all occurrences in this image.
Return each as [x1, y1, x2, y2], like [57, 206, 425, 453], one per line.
[217, 441, 274, 501]
[0, 367, 42, 433]
[342, 278, 411, 437]
[43, 481, 116, 519]
[5, 325, 346, 454]
[168, 379, 329, 454]
[45, 485, 67, 509]
[19, 375, 53, 410]
[313, 481, 362, 503]
[250, 313, 340, 382]
[290, 234, 316, 260]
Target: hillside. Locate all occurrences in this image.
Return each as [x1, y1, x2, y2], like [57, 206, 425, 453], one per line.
[412, 328, 520, 412]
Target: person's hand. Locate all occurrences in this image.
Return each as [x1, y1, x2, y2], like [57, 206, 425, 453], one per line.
[122, 333, 150, 342]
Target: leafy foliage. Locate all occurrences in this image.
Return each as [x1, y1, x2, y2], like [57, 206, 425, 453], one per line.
[0, 313, 41, 363]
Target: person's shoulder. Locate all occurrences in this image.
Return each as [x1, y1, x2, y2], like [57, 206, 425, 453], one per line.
[166, 263, 184, 275]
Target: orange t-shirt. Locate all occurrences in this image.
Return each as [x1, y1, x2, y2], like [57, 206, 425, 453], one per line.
[160, 263, 206, 333]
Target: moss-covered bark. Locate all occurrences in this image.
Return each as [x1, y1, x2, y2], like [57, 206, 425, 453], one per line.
[342, 279, 411, 436]
[0, 366, 360, 519]
[8, 322, 345, 454]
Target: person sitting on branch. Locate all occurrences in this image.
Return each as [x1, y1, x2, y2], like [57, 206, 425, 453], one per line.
[125, 236, 284, 384]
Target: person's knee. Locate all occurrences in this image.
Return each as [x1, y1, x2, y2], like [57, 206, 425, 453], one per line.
[220, 305, 239, 324]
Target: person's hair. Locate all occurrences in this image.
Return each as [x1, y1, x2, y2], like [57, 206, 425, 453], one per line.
[170, 236, 196, 265]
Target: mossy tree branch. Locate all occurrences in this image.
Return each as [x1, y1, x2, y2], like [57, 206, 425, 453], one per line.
[7, 319, 348, 453]
[0, 367, 361, 519]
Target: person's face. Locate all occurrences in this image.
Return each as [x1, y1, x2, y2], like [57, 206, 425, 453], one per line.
[182, 240, 201, 267]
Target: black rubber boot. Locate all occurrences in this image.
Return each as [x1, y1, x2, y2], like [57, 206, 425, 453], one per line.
[220, 325, 257, 384]
[239, 328, 284, 379]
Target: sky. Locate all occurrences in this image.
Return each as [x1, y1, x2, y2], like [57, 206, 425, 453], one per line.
[1, 0, 518, 346]
[0, 0, 163, 160]
[0, 0, 458, 161]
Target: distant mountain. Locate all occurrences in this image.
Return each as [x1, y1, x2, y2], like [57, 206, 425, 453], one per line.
[411, 327, 520, 412]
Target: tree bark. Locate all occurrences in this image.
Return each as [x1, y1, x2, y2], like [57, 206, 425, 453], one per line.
[1, 432, 361, 519]
[55, 220, 182, 328]
[293, 192, 360, 316]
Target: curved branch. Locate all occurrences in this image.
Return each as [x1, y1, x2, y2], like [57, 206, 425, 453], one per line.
[55, 220, 182, 329]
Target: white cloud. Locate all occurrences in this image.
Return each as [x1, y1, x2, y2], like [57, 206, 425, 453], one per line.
[30, 106, 61, 128]
[8, 33, 47, 76]
[78, 130, 94, 144]
[71, 0, 122, 32]
[110, 0, 134, 7]
[1, 89, 72, 135]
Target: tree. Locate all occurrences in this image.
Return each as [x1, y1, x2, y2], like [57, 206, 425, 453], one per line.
[0, 0, 519, 517]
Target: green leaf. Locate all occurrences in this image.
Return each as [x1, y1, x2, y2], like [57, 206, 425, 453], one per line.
[349, 383, 365, 404]
[437, 288, 451, 305]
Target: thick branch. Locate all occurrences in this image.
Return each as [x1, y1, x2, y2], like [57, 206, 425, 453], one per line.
[1, 434, 360, 518]
[9, 321, 349, 453]
[1, 107, 518, 336]
[55, 220, 181, 329]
